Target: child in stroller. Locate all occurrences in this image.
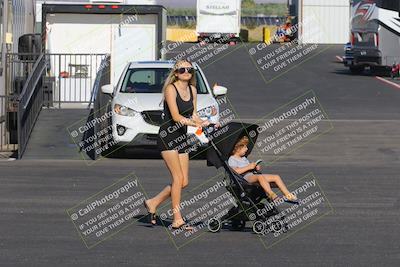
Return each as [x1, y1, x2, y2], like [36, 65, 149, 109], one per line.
[205, 122, 295, 233]
[228, 135, 298, 204]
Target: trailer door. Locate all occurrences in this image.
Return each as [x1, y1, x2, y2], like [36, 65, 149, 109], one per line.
[112, 22, 156, 85]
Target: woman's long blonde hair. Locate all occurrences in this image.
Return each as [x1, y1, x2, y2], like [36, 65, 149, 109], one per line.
[159, 59, 197, 106]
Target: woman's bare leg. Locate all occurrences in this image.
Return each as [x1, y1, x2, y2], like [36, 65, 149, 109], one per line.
[151, 150, 185, 225]
[145, 152, 189, 212]
[178, 152, 189, 188]
[145, 185, 171, 213]
[161, 150, 185, 224]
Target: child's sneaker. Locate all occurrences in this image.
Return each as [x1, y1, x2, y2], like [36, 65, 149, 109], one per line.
[284, 193, 299, 204]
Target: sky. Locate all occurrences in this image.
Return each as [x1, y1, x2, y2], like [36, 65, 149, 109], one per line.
[156, 0, 286, 8]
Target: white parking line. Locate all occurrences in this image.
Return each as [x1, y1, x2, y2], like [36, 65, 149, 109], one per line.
[336, 55, 343, 62]
[375, 76, 400, 90]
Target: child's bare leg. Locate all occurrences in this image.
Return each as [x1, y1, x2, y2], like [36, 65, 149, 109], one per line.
[245, 175, 277, 199]
[263, 174, 296, 199]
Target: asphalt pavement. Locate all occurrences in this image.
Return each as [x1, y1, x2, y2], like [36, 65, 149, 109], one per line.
[0, 43, 399, 266]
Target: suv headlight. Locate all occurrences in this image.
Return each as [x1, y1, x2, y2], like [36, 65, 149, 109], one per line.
[198, 105, 218, 118]
[114, 104, 139, 117]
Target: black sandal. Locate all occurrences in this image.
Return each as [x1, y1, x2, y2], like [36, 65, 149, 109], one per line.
[171, 222, 194, 231]
[143, 200, 156, 226]
[284, 198, 300, 205]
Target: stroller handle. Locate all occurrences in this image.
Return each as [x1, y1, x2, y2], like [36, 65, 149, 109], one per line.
[201, 123, 219, 139]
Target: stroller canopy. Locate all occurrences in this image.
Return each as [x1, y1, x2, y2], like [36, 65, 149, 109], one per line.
[206, 122, 259, 168]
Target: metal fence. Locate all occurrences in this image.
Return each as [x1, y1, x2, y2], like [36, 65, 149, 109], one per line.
[6, 53, 107, 107]
[2, 53, 42, 155]
[167, 15, 286, 27]
[47, 53, 108, 107]
[1, 53, 109, 157]
[17, 54, 47, 159]
[5, 53, 40, 96]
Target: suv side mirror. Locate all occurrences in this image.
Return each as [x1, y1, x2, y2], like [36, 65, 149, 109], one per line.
[213, 85, 227, 96]
[101, 84, 114, 95]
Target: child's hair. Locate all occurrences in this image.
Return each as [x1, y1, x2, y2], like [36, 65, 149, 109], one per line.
[231, 136, 249, 155]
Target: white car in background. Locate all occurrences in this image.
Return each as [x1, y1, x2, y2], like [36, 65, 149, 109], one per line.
[101, 61, 227, 151]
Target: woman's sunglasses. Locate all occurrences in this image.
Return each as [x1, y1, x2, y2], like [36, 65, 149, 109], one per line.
[176, 67, 195, 74]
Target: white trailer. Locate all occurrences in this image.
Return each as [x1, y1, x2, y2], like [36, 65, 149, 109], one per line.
[37, 1, 166, 103]
[196, 0, 241, 43]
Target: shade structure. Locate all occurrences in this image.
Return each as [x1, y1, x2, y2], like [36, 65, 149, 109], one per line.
[206, 122, 260, 168]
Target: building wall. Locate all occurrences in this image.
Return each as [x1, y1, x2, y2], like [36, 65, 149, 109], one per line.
[0, 0, 35, 96]
[12, 0, 35, 52]
[298, 0, 350, 44]
[0, 0, 8, 96]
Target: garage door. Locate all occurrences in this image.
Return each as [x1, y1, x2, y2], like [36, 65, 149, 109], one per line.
[301, 0, 350, 44]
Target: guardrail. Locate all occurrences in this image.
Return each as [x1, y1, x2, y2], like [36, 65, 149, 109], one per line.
[81, 55, 111, 160]
[17, 54, 47, 159]
[88, 55, 111, 111]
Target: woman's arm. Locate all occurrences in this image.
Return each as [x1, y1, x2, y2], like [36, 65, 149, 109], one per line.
[165, 84, 199, 127]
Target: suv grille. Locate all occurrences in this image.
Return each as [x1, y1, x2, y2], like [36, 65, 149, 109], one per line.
[142, 110, 163, 126]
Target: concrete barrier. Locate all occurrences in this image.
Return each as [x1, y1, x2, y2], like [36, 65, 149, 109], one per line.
[263, 27, 271, 44]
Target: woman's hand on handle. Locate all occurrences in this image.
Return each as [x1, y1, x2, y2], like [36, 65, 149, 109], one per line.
[201, 120, 210, 127]
[194, 120, 203, 128]
[214, 122, 221, 128]
[191, 113, 206, 128]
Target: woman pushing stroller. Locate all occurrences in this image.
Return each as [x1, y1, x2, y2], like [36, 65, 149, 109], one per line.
[228, 136, 298, 204]
[144, 59, 212, 230]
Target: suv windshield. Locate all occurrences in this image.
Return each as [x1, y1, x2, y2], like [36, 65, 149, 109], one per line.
[120, 68, 208, 94]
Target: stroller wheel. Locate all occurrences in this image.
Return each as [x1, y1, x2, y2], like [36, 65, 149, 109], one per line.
[267, 218, 284, 233]
[231, 220, 246, 231]
[252, 221, 265, 234]
[207, 218, 221, 233]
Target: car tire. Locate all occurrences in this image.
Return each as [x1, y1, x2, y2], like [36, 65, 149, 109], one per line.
[350, 66, 364, 74]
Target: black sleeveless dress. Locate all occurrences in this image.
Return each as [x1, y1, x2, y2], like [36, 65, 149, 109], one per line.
[157, 83, 194, 153]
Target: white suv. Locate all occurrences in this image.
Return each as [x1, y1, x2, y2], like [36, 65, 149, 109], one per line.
[101, 61, 227, 150]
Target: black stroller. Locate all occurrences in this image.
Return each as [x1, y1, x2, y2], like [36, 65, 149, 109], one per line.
[203, 122, 287, 234]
